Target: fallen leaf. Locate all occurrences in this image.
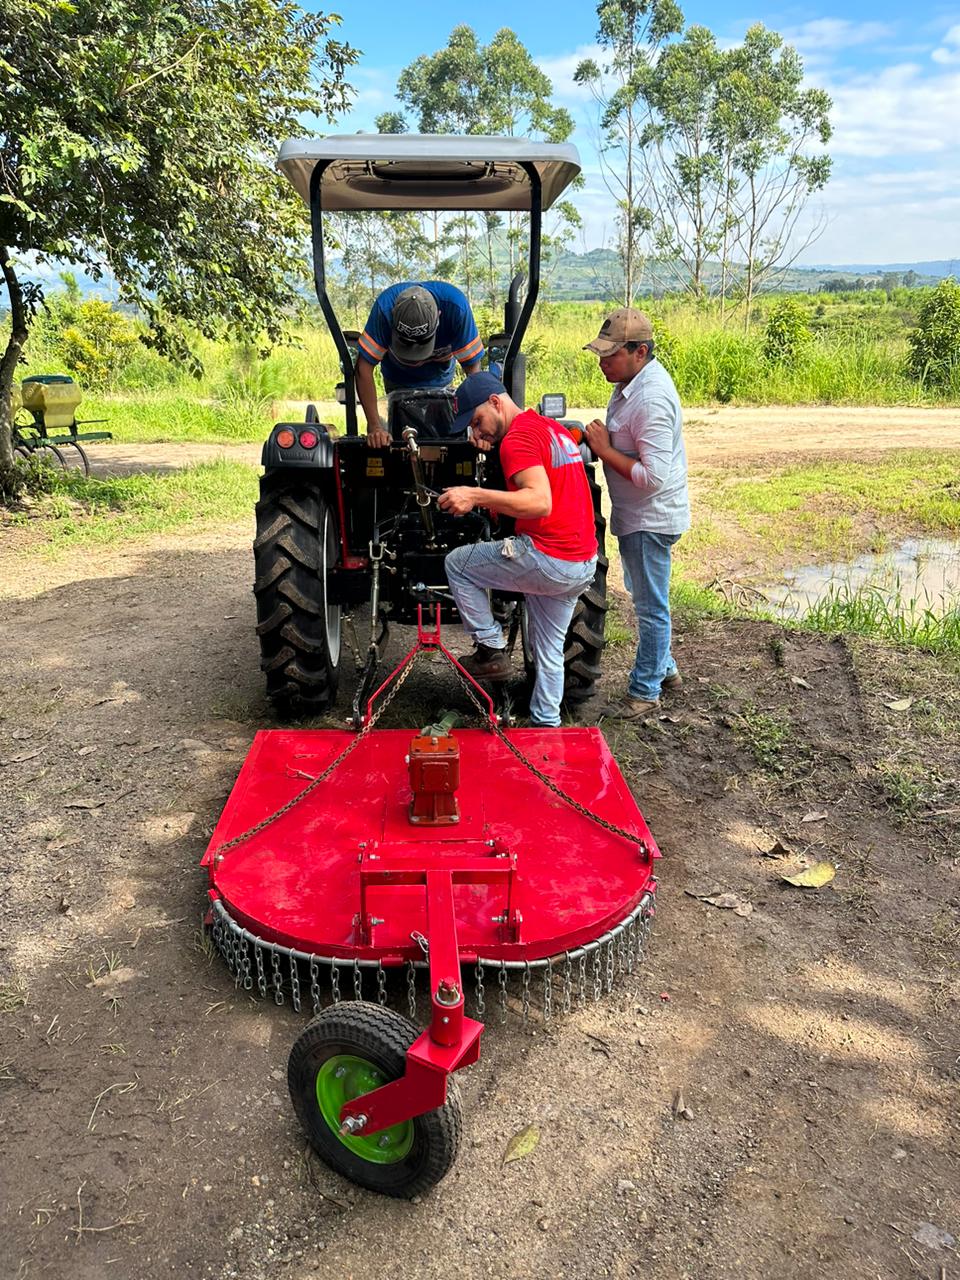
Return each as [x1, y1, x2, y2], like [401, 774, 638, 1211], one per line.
[912, 1222, 955, 1250]
[884, 697, 913, 712]
[790, 676, 811, 689]
[801, 810, 829, 823]
[672, 1088, 686, 1119]
[704, 892, 754, 917]
[0, 747, 44, 766]
[502, 1124, 539, 1167]
[760, 837, 793, 859]
[77, 745, 97, 757]
[684, 882, 723, 901]
[64, 798, 106, 810]
[780, 861, 836, 889]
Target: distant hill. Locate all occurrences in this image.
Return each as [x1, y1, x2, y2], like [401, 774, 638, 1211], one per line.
[542, 249, 956, 301]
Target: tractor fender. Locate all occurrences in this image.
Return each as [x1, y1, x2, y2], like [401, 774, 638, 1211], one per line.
[261, 422, 336, 470]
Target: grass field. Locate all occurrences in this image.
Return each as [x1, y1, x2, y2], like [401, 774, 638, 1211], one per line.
[9, 285, 959, 447]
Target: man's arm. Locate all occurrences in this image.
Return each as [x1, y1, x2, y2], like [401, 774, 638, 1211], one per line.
[438, 465, 552, 518]
[355, 358, 390, 447]
[584, 397, 674, 492]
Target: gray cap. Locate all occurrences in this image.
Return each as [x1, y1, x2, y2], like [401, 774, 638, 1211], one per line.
[389, 286, 440, 363]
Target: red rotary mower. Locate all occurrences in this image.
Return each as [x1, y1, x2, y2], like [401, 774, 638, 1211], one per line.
[204, 611, 660, 1197]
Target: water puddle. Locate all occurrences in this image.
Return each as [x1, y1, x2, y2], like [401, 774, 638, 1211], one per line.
[761, 537, 960, 618]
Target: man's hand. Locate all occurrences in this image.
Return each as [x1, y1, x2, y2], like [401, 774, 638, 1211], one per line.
[584, 418, 611, 457]
[438, 486, 478, 516]
[469, 426, 493, 453]
[366, 426, 390, 449]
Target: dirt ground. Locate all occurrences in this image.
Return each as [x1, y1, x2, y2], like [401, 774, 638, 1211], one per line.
[2, 410, 959, 1280]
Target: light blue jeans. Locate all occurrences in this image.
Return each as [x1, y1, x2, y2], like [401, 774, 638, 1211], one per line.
[619, 530, 681, 702]
[445, 536, 597, 726]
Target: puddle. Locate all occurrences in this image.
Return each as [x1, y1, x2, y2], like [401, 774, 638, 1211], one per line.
[761, 537, 960, 618]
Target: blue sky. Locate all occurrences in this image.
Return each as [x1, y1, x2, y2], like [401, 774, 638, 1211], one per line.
[316, 0, 960, 267]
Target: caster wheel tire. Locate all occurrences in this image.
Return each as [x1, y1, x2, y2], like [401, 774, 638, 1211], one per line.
[288, 1001, 462, 1198]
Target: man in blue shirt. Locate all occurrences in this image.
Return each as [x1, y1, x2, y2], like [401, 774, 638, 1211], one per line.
[356, 282, 485, 447]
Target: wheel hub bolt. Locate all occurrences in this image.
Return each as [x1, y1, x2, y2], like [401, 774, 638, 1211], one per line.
[378, 1134, 390, 1148]
[339, 1113, 367, 1136]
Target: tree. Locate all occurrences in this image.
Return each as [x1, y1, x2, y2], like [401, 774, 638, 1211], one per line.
[635, 24, 729, 300]
[0, 0, 357, 485]
[574, 0, 684, 304]
[907, 277, 960, 386]
[715, 25, 832, 325]
[393, 26, 577, 295]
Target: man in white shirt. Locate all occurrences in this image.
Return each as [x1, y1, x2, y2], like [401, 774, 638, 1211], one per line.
[583, 308, 690, 719]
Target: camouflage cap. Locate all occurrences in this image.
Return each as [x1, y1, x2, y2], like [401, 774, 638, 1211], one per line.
[583, 307, 654, 357]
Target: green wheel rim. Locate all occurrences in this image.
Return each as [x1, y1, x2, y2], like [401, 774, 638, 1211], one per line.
[315, 1054, 414, 1163]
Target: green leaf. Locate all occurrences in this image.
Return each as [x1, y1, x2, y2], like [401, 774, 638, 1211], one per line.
[502, 1123, 540, 1166]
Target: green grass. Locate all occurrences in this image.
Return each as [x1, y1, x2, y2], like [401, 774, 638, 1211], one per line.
[797, 583, 960, 654]
[11, 460, 258, 549]
[9, 286, 960, 450]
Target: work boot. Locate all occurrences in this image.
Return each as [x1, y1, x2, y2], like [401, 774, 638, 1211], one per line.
[598, 694, 659, 721]
[460, 643, 512, 682]
[662, 670, 683, 693]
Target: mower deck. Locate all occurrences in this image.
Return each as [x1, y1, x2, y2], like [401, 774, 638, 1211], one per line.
[204, 726, 659, 966]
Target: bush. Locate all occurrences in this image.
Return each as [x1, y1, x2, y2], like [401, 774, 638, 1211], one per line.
[762, 298, 811, 366]
[58, 298, 140, 389]
[907, 277, 960, 386]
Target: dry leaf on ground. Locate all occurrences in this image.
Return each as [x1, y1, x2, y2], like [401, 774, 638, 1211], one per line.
[502, 1124, 540, 1167]
[884, 697, 914, 712]
[780, 861, 836, 889]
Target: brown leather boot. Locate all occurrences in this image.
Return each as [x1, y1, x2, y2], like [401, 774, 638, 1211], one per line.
[460, 644, 511, 682]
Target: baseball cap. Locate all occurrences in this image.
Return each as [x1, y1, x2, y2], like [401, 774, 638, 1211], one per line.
[389, 285, 440, 362]
[583, 307, 654, 357]
[451, 371, 507, 434]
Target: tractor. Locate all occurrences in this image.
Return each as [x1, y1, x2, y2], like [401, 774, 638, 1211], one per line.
[254, 135, 607, 722]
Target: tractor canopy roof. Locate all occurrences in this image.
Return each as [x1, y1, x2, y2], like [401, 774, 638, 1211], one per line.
[277, 135, 581, 212]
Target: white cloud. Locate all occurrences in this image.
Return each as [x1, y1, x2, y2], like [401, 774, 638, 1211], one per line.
[823, 62, 960, 157]
[782, 18, 895, 52]
[536, 44, 603, 103]
[932, 23, 960, 64]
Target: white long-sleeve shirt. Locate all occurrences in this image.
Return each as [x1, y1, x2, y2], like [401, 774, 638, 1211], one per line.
[603, 358, 690, 536]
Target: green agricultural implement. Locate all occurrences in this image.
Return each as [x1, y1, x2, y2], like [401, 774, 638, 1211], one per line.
[12, 374, 111, 474]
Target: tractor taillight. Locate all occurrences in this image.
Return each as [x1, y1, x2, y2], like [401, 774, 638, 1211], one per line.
[299, 430, 318, 449]
[275, 428, 296, 449]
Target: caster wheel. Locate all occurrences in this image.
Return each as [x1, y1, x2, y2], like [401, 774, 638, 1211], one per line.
[288, 1001, 462, 1198]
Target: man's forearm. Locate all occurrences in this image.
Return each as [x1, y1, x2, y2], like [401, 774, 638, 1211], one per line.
[355, 361, 381, 431]
[473, 487, 551, 519]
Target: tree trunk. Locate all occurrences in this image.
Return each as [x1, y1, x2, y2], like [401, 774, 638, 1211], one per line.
[0, 249, 28, 483]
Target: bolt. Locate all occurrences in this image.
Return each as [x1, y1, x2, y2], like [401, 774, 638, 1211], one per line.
[435, 979, 461, 1006]
[491, 914, 506, 923]
[338, 1113, 367, 1136]
[334, 1066, 347, 1079]
[370, 917, 384, 926]
[378, 1135, 390, 1149]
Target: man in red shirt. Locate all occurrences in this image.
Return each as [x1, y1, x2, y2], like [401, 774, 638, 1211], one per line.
[439, 373, 598, 727]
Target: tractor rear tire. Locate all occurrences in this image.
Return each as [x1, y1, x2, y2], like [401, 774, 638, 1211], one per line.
[288, 1002, 463, 1198]
[254, 479, 342, 717]
[563, 463, 608, 705]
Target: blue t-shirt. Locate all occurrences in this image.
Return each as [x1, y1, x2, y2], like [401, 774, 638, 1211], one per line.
[357, 281, 484, 388]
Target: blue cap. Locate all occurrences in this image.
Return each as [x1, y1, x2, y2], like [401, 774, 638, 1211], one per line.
[451, 371, 507, 434]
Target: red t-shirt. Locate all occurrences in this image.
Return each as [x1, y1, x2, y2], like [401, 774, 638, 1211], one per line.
[499, 410, 597, 562]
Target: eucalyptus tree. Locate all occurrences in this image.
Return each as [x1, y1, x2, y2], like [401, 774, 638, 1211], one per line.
[0, 0, 356, 488]
[392, 26, 577, 301]
[716, 25, 832, 323]
[574, 0, 683, 303]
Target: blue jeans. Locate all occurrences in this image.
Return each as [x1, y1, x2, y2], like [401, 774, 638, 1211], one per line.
[619, 530, 681, 702]
[445, 536, 597, 726]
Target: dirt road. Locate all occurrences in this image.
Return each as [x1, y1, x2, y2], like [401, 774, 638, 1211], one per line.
[87, 403, 960, 476]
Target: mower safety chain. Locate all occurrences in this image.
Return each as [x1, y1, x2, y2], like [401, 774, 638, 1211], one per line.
[209, 891, 655, 1030]
[208, 651, 419, 863]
